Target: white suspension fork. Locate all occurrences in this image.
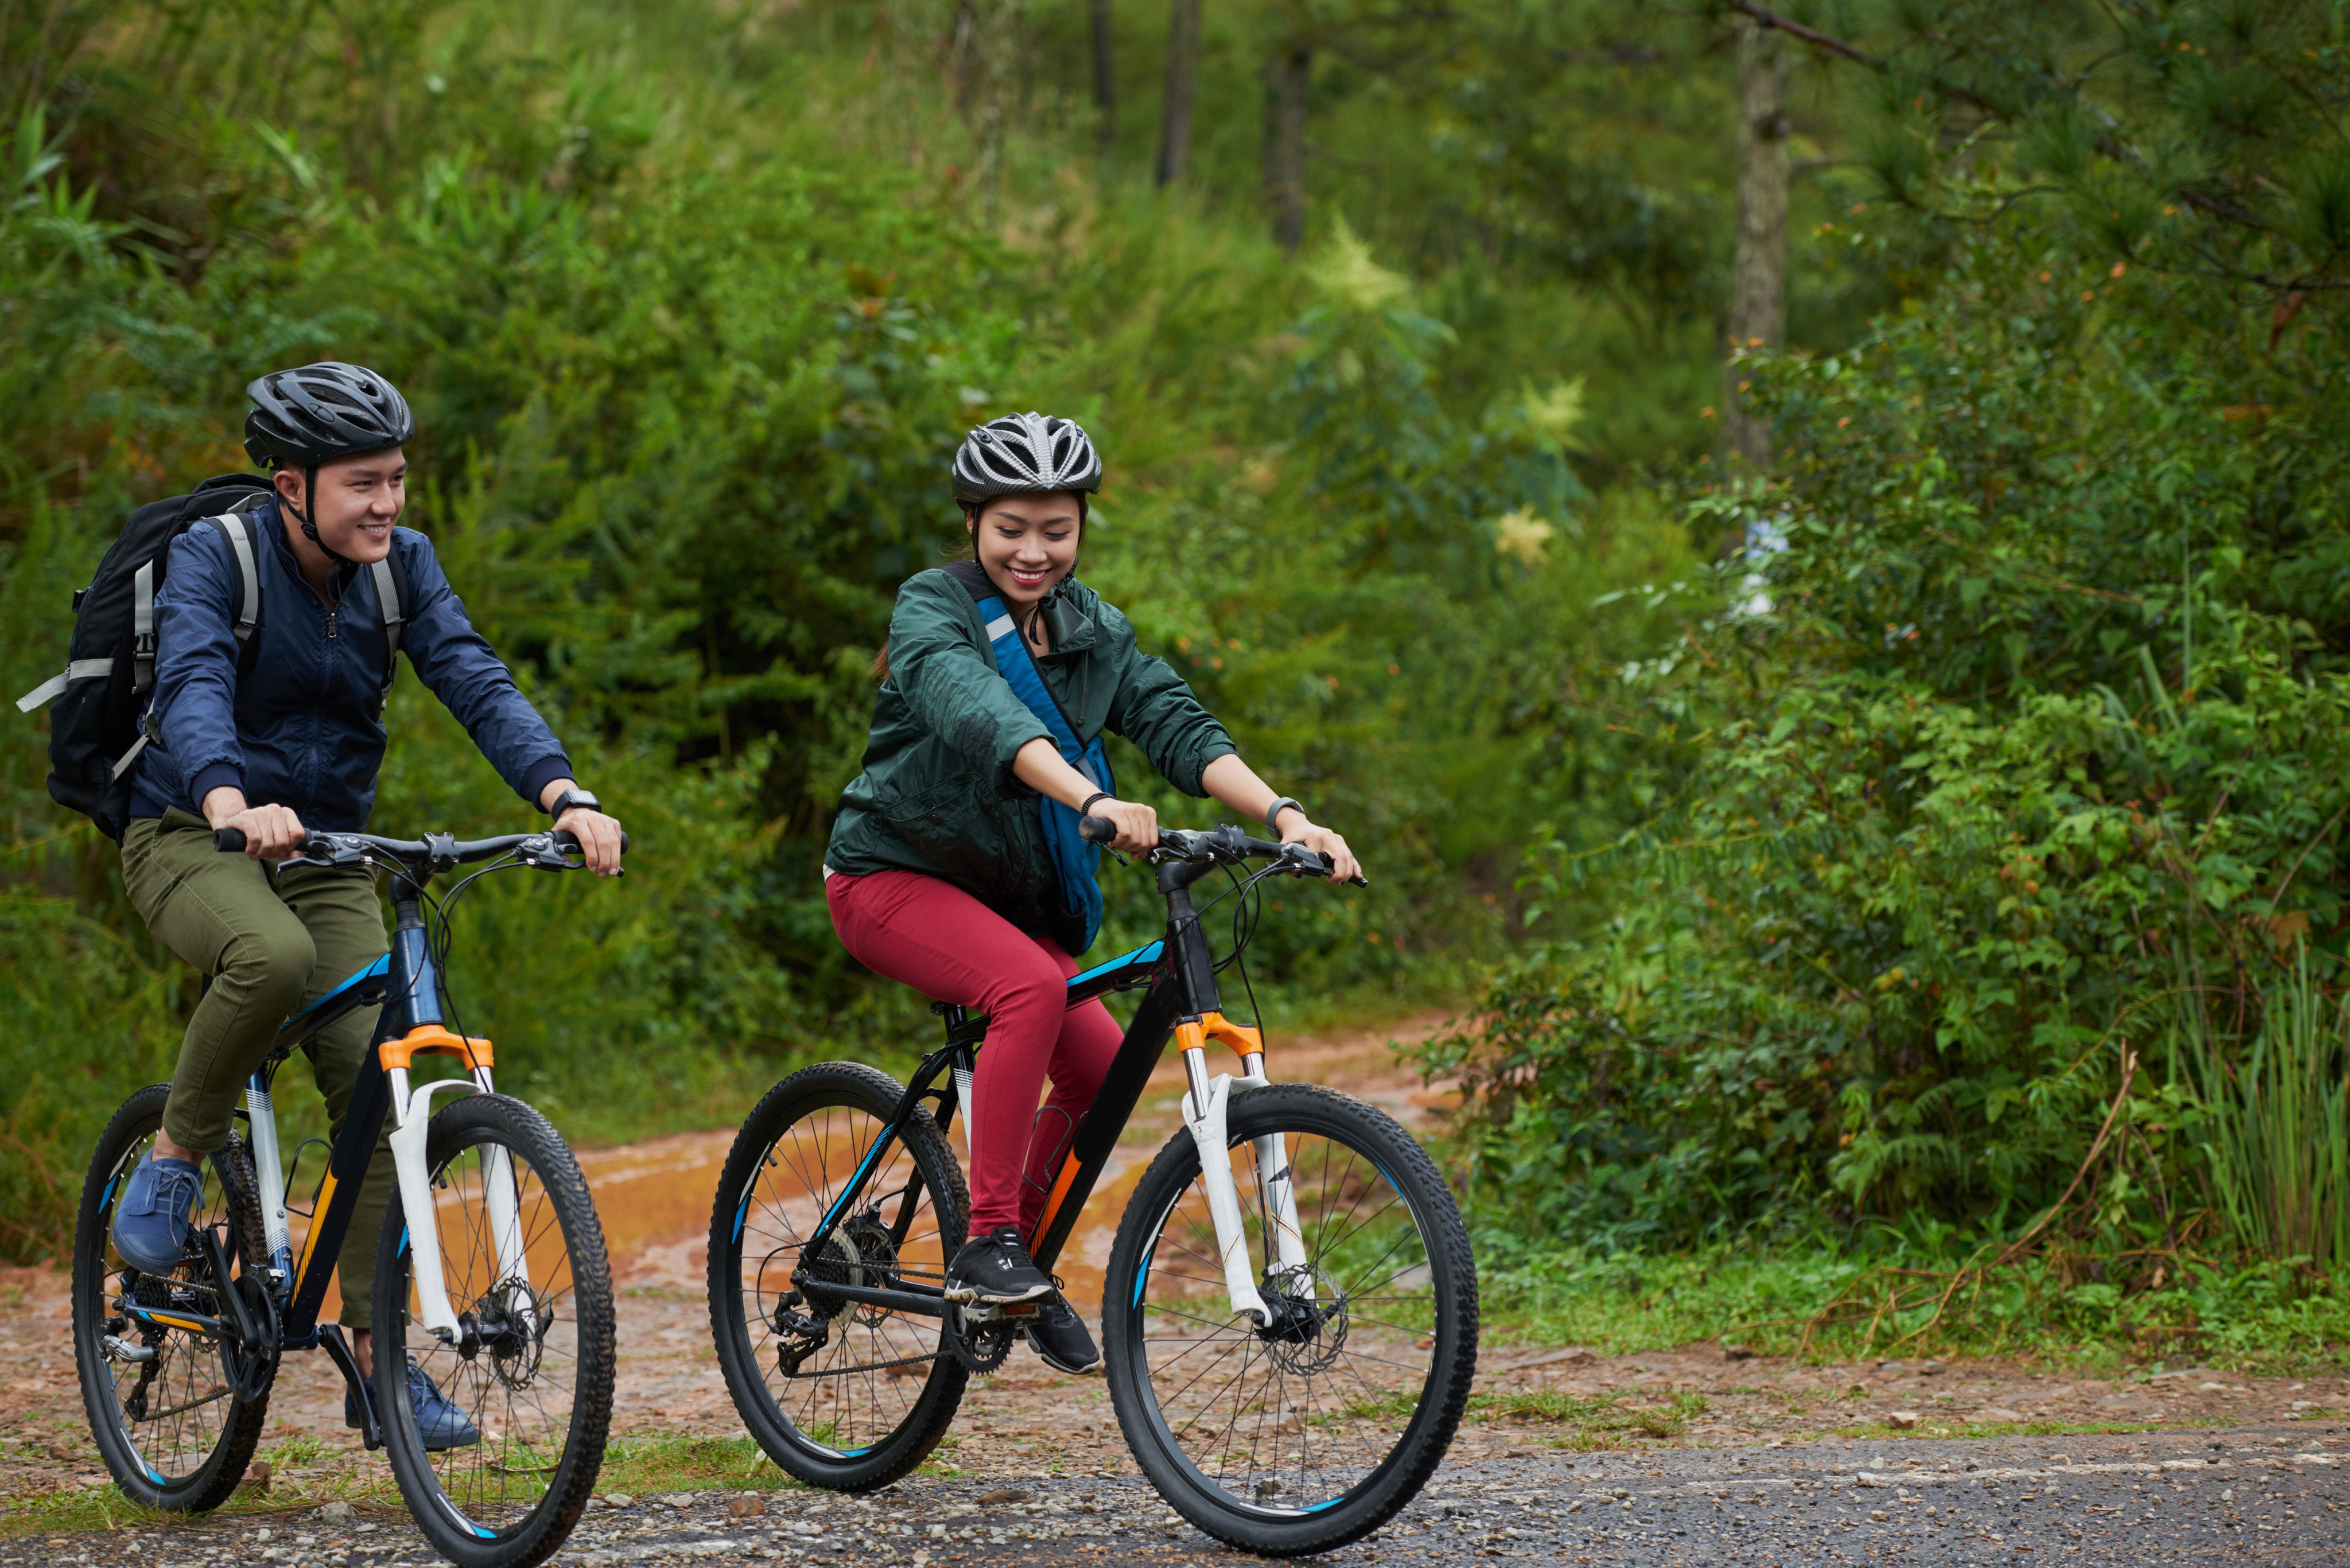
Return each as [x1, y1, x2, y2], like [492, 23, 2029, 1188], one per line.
[1238, 1053, 1311, 1275]
[1180, 1046, 1272, 1326]
[385, 1064, 526, 1342]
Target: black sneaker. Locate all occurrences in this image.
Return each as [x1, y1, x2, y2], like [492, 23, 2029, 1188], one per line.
[943, 1227, 1055, 1305]
[1024, 1298, 1101, 1375]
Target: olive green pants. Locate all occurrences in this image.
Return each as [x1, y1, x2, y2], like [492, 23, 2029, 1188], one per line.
[121, 810, 396, 1329]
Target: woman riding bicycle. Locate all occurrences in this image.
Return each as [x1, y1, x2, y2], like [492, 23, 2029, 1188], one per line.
[823, 412, 1361, 1376]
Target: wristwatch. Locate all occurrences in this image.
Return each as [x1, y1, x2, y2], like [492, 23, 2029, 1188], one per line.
[1265, 796, 1306, 835]
[546, 787, 600, 820]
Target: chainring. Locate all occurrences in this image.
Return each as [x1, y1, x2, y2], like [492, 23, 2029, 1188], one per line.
[946, 1305, 1017, 1374]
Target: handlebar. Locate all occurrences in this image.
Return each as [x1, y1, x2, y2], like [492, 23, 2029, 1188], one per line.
[1079, 816, 1368, 887]
[215, 825, 626, 873]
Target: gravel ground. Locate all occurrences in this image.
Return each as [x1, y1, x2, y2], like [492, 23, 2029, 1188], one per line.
[15, 1026, 2350, 1563]
[6, 1424, 2347, 1565]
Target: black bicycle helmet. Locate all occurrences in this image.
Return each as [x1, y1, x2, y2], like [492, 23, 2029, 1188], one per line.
[243, 361, 415, 469]
[951, 412, 1102, 505]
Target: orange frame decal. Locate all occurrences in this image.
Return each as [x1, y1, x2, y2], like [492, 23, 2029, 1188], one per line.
[1028, 1010, 1266, 1248]
[379, 1023, 495, 1075]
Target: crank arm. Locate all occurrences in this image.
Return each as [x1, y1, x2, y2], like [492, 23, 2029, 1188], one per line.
[318, 1324, 382, 1450]
[197, 1225, 265, 1353]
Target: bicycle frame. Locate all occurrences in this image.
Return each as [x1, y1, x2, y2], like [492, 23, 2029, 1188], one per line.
[207, 885, 525, 1430]
[780, 845, 1310, 1329]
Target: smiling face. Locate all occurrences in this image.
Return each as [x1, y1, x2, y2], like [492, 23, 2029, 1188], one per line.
[969, 491, 1083, 608]
[276, 446, 406, 565]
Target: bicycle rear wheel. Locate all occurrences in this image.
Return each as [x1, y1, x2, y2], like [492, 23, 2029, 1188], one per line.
[1103, 1083, 1477, 1555]
[708, 1062, 970, 1489]
[71, 1084, 273, 1512]
[374, 1093, 613, 1568]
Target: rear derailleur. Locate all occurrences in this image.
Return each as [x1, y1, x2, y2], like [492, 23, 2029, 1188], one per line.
[771, 1291, 831, 1378]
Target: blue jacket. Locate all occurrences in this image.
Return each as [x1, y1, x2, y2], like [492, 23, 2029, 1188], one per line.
[131, 499, 573, 830]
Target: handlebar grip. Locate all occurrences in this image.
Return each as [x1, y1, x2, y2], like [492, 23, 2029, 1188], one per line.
[1079, 815, 1117, 846]
[1308, 847, 1369, 888]
[214, 827, 248, 853]
[551, 828, 631, 854]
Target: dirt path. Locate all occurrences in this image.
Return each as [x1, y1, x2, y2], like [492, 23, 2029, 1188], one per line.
[5, 1013, 2345, 1512]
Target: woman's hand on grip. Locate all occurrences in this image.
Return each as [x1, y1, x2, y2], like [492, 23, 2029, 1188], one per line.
[1092, 796, 1159, 856]
[1280, 816, 1362, 886]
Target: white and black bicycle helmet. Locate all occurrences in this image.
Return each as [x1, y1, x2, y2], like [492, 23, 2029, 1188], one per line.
[951, 412, 1102, 506]
[243, 361, 416, 563]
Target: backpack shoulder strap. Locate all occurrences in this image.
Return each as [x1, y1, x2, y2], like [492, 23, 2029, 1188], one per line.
[367, 546, 409, 701]
[198, 512, 263, 648]
[364, 543, 411, 716]
[368, 555, 406, 660]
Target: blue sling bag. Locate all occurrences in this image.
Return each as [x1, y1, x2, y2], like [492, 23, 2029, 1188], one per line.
[973, 588, 1112, 954]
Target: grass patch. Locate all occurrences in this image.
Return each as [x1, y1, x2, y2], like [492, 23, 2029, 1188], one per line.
[0, 1431, 802, 1541]
[597, 1434, 797, 1496]
[1465, 1388, 1710, 1448]
[0, 1434, 407, 1540]
[1473, 1239, 2350, 1374]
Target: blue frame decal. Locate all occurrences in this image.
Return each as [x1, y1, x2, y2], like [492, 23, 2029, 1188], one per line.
[279, 953, 390, 1028]
[816, 1138, 890, 1234]
[1066, 940, 1162, 990]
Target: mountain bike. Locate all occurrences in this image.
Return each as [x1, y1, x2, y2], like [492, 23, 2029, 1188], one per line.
[707, 822, 1477, 1557]
[71, 824, 620, 1568]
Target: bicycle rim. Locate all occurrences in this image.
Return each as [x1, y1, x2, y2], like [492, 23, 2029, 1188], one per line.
[1118, 1090, 1471, 1530]
[723, 1072, 962, 1468]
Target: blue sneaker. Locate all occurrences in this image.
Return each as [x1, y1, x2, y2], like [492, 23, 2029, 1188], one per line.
[348, 1357, 480, 1451]
[110, 1151, 204, 1275]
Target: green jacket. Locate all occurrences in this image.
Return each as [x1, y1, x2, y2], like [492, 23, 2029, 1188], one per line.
[826, 564, 1236, 952]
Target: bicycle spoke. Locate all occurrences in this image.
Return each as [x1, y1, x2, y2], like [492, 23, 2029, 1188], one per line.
[1132, 1118, 1446, 1520]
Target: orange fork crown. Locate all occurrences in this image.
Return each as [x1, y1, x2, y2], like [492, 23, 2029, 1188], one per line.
[379, 1023, 495, 1075]
[1172, 1010, 1265, 1067]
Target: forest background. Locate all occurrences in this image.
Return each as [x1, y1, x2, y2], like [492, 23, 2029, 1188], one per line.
[4, 0, 2348, 1365]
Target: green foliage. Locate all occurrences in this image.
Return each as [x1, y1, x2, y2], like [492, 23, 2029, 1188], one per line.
[1430, 14, 2350, 1286]
[0, 0, 1700, 1258]
[2182, 951, 2350, 1277]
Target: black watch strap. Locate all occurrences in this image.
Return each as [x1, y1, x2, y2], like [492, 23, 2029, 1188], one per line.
[1079, 791, 1114, 818]
[1265, 796, 1305, 834]
[547, 787, 599, 819]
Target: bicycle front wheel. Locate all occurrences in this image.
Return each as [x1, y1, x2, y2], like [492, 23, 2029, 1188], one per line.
[1103, 1083, 1478, 1555]
[374, 1093, 613, 1568]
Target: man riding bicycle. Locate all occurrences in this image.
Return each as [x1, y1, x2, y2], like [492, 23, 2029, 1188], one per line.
[825, 412, 1360, 1375]
[107, 361, 625, 1448]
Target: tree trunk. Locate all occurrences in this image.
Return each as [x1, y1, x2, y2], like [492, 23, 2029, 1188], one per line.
[1156, 0, 1201, 187]
[1091, 0, 1116, 150]
[1724, 14, 1788, 470]
[950, 0, 980, 121]
[1265, 40, 1311, 251]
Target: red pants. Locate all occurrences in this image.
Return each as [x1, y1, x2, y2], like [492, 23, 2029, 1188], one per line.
[827, 869, 1124, 1239]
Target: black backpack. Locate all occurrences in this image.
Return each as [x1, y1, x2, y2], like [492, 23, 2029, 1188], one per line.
[14, 474, 409, 841]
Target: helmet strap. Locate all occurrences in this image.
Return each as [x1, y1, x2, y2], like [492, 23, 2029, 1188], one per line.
[283, 463, 354, 567]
